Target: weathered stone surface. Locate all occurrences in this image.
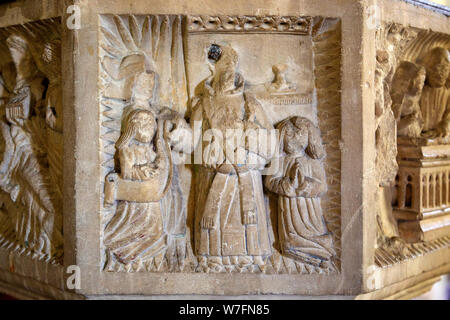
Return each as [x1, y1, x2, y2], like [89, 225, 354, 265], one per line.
[0, 0, 448, 300]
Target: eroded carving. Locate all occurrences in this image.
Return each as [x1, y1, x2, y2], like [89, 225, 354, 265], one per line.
[0, 19, 63, 262]
[376, 23, 450, 264]
[392, 48, 450, 244]
[391, 61, 426, 138]
[374, 23, 416, 254]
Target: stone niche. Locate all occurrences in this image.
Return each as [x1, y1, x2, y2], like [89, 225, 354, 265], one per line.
[0, 0, 448, 300]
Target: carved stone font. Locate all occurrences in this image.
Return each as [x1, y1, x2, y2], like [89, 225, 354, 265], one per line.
[1, 0, 449, 300]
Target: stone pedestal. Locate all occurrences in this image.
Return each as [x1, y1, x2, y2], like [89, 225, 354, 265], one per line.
[395, 137, 450, 242]
[0, 0, 448, 300]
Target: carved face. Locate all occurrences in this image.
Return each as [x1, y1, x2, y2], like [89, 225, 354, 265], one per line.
[214, 47, 238, 72]
[386, 31, 402, 49]
[283, 123, 308, 155]
[133, 72, 156, 101]
[133, 112, 156, 144]
[411, 70, 426, 95]
[424, 49, 450, 88]
[213, 47, 238, 82]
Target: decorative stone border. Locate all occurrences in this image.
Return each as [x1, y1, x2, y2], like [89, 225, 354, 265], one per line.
[187, 15, 312, 34]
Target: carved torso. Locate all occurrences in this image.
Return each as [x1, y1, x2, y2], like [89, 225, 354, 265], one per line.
[420, 85, 450, 132]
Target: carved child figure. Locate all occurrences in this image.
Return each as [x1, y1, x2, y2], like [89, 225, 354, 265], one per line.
[104, 109, 171, 267]
[264, 116, 335, 267]
[391, 61, 426, 138]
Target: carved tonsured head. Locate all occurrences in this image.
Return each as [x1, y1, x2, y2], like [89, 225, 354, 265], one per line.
[208, 44, 238, 70]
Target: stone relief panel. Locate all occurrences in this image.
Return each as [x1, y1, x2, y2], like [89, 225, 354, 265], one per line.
[375, 23, 450, 267]
[0, 18, 63, 263]
[99, 15, 342, 274]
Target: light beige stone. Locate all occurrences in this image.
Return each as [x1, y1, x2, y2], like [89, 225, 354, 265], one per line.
[0, 0, 447, 300]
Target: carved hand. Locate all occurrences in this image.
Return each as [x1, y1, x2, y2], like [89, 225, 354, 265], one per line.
[422, 123, 450, 139]
[45, 106, 57, 130]
[296, 179, 312, 194]
[243, 120, 260, 131]
[140, 165, 157, 178]
[289, 161, 304, 188]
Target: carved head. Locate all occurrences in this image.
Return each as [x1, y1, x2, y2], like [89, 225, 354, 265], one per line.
[132, 70, 157, 104]
[6, 34, 37, 85]
[116, 109, 157, 149]
[209, 44, 238, 71]
[208, 44, 240, 92]
[386, 24, 404, 47]
[391, 61, 426, 102]
[422, 47, 450, 88]
[277, 116, 325, 159]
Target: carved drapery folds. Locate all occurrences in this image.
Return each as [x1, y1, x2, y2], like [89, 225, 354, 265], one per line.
[0, 18, 63, 262]
[99, 14, 341, 274]
[375, 23, 450, 267]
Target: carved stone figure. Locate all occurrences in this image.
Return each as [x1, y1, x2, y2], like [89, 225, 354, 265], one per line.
[374, 24, 415, 253]
[375, 24, 410, 187]
[98, 14, 195, 271]
[1, 0, 450, 300]
[190, 44, 274, 271]
[391, 48, 450, 245]
[391, 61, 426, 138]
[420, 47, 450, 138]
[0, 33, 63, 260]
[28, 37, 64, 203]
[264, 116, 335, 267]
[103, 66, 195, 271]
[104, 108, 172, 266]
